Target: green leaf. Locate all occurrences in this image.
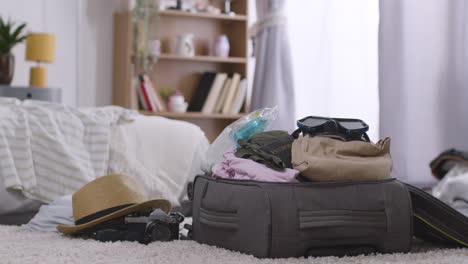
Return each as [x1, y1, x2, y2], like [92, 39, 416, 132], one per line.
[16, 35, 26, 42]
[11, 23, 26, 41]
[2, 22, 10, 35]
[0, 16, 27, 53]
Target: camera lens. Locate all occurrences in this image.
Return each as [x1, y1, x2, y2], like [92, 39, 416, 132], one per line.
[150, 224, 172, 242]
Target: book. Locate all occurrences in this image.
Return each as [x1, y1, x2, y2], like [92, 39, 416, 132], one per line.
[140, 75, 155, 111]
[201, 73, 228, 114]
[188, 72, 217, 112]
[222, 73, 241, 114]
[138, 75, 154, 111]
[131, 77, 139, 110]
[137, 77, 148, 111]
[244, 78, 253, 113]
[143, 75, 166, 112]
[229, 78, 247, 114]
[214, 77, 232, 113]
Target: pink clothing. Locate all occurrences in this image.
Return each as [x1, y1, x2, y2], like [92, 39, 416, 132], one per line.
[212, 149, 299, 182]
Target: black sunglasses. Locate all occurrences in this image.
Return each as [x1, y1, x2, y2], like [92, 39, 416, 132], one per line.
[293, 116, 370, 142]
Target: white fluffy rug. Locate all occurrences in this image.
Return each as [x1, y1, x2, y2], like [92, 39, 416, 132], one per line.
[1, 225, 468, 264]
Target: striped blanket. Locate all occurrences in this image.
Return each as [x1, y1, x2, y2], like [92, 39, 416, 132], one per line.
[0, 98, 136, 203]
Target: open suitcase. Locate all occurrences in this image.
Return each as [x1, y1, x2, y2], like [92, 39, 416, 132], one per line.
[190, 117, 468, 258]
[407, 183, 468, 247]
[191, 175, 413, 258]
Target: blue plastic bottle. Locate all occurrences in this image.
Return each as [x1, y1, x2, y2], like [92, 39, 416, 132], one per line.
[233, 118, 267, 145]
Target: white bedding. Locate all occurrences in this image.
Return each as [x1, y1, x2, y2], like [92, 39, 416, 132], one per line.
[0, 98, 134, 203]
[108, 114, 209, 205]
[0, 102, 209, 216]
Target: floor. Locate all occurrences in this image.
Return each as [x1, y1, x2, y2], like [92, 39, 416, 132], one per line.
[1, 225, 468, 264]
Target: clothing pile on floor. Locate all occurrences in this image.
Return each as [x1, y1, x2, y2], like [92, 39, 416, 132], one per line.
[431, 149, 468, 217]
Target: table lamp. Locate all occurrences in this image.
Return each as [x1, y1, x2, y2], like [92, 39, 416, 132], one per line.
[25, 33, 56, 87]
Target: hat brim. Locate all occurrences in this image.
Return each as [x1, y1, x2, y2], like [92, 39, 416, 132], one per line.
[57, 199, 171, 235]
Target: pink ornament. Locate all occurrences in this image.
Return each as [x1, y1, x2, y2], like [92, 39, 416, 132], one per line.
[213, 35, 230, 57]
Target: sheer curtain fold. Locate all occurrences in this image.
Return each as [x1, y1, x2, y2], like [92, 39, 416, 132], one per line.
[379, 0, 468, 187]
[251, 0, 296, 131]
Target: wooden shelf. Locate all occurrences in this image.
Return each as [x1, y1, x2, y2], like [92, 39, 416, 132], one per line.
[113, 0, 249, 142]
[157, 54, 247, 64]
[159, 10, 247, 21]
[140, 111, 244, 120]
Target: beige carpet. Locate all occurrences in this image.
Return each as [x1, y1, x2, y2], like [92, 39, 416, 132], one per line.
[1, 225, 468, 264]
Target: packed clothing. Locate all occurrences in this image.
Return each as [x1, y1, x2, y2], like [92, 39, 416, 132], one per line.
[212, 148, 299, 182]
[235, 130, 294, 170]
[211, 116, 392, 183]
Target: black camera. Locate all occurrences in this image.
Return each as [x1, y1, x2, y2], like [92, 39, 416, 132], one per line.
[91, 209, 185, 244]
[145, 210, 185, 242]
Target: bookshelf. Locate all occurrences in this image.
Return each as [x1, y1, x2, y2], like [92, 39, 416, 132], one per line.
[159, 10, 247, 21]
[112, 0, 250, 142]
[140, 111, 243, 120]
[157, 53, 247, 63]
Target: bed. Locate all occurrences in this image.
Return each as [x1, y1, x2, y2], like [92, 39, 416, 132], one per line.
[0, 100, 209, 224]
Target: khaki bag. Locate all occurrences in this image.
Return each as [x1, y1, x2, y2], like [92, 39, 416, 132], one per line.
[292, 135, 392, 181]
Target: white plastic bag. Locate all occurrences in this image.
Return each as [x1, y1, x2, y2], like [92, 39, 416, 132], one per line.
[202, 107, 278, 172]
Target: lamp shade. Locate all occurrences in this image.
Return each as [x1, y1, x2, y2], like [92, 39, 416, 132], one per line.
[25, 33, 56, 63]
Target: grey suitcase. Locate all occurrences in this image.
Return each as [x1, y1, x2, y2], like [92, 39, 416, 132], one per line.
[191, 175, 413, 258]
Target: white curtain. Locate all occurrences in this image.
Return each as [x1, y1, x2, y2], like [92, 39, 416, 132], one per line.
[286, 0, 380, 140]
[379, 0, 468, 187]
[251, 0, 296, 131]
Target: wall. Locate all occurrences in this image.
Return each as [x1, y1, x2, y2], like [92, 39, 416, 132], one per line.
[0, 0, 127, 106]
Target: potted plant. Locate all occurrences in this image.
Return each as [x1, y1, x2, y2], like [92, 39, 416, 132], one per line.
[0, 17, 27, 85]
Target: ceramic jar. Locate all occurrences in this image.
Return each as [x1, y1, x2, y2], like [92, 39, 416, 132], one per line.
[175, 34, 195, 57]
[213, 35, 230, 57]
[168, 91, 188, 112]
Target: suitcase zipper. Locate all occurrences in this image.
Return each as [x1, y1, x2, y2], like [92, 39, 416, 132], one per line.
[199, 175, 395, 187]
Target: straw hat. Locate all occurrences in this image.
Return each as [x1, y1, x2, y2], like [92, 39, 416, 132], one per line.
[57, 174, 171, 235]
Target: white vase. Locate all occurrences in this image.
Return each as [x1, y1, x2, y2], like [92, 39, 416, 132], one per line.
[213, 35, 230, 57]
[175, 34, 195, 57]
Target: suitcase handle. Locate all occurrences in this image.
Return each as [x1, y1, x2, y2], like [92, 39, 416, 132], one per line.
[305, 245, 376, 258]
